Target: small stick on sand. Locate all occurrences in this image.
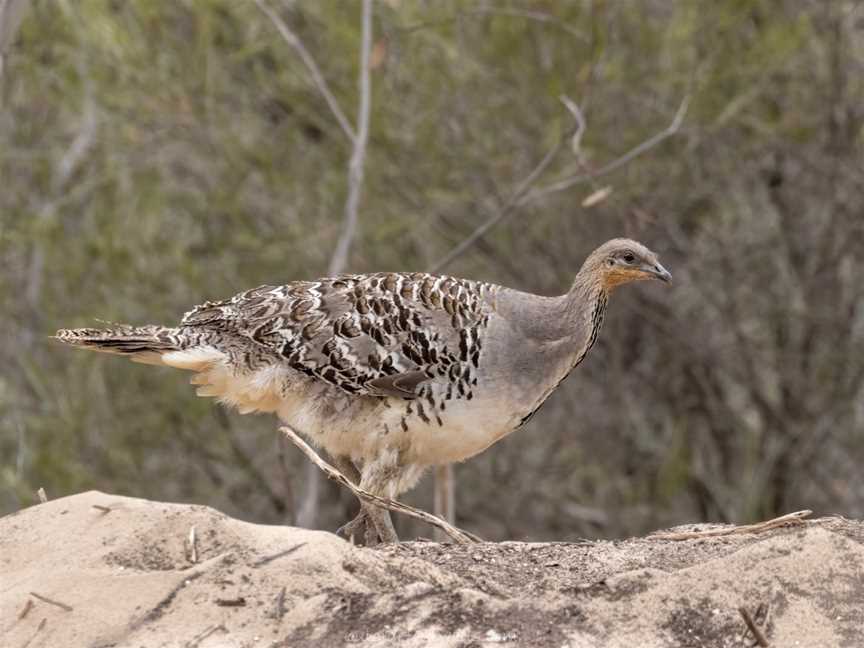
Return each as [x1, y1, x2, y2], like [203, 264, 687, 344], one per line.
[92, 504, 111, 514]
[738, 606, 769, 647]
[252, 543, 305, 567]
[214, 596, 246, 607]
[21, 617, 48, 648]
[188, 526, 198, 564]
[37, 488, 47, 504]
[273, 586, 287, 620]
[184, 624, 226, 648]
[648, 510, 811, 541]
[18, 599, 33, 620]
[29, 592, 73, 612]
[281, 425, 481, 544]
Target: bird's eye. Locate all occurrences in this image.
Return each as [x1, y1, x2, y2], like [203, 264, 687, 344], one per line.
[623, 253, 635, 264]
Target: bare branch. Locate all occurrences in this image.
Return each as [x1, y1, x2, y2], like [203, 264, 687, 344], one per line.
[649, 509, 811, 541]
[281, 426, 480, 544]
[29, 592, 73, 612]
[427, 94, 683, 272]
[738, 607, 770, 647]
[525, 96, 689, 203]
[559, 94, 586, 161]
[254, 0, 356, 144]
[327, 0, 373, 276]
[428, 138, 563, 273]
[297, 0, 373, 528]
[187, 525, 198, 564]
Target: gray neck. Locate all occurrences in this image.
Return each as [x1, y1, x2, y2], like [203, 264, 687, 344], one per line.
[503, 277, 609, 428]
[496, 268, 609, 367]
[543, 281, 609, 385]
[511, 267, 608, 342]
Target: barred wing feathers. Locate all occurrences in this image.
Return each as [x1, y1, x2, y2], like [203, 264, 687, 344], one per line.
[180, 273, 495, 400]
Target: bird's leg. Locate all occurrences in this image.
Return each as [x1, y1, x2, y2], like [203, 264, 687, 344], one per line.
[337, 509, 368, 541]
[332, 454, 397, 545]
[332, 456, 371, 542]
[357, 451, 410, 545]
[364, 503, 398, 544]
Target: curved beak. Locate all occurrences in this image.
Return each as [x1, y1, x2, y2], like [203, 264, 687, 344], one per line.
[649, 262, 672, 283]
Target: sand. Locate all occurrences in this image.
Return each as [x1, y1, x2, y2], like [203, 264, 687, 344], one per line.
[2, 491, 862, 647]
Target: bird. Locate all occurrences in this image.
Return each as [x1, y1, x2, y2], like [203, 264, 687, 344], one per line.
[55, 238, 670, 543]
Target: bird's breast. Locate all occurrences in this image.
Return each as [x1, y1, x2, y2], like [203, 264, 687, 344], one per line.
[393, 385, 519, 465]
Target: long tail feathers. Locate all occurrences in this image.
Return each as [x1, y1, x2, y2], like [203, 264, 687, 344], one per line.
[54, 325, 181, 365]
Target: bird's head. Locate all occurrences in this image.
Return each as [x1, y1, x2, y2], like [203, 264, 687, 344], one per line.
[583, 238, 671, 291]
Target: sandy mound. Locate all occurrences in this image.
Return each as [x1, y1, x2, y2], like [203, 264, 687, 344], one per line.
[1, 492, 862, 647]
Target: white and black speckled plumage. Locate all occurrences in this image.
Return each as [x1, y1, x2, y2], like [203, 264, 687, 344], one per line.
[179, 272, 493, 403]
[56, 239, 670, 528]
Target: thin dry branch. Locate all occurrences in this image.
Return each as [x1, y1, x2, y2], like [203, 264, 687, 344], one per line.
[296, 0, 373, 529]
[738, 606, 770, 647]
[187, 525, 198, 564]
[327, 0, 372, 276]
[429, 96, 688, 272]
[29, 592, 73, 612]
[648, 510, 811, 541]
[17, 598, 33, 620]
[525, 96, 689, 202]
[428, 138, 564, 273]
[281, 425, 481, 544]
[559, 94, 587, 161]
[254, 0, 356, 143]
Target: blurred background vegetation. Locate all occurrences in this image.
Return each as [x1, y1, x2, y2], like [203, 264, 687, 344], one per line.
[2, 0, 863, 540]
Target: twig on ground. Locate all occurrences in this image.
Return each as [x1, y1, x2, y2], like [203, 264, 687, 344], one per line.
[92, 504, 111, 514]
[252, 543, 306, 567]
[17, 598, 33, 620]
[184, 624, 226, 648]
[28, 592, 72, 612]
[188, 526, 198, 564]
[21, 618, 47, 648]
[738, 606, 769, 647]
[270, 586, 287, 620]
[132, 552, 234, 632]
[280, 425, 481, 544]
[649, 510, 812, 541]
[214, 597, 246, 607]
[36, 488, 47, 503]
